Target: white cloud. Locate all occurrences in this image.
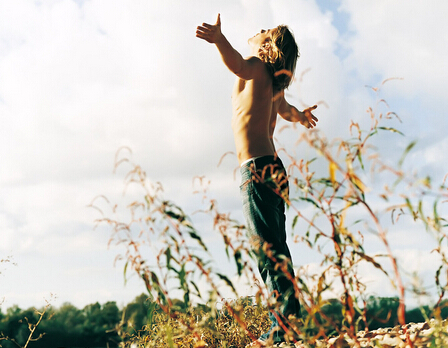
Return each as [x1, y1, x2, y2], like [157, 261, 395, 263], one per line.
[341, 0, 448, 102]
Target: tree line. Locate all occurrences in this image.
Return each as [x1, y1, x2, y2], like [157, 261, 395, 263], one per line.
[0, 294, 446, 347]
[0, 293, 149, 348]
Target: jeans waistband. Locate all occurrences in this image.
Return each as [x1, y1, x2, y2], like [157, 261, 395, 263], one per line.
[241, 155, 284, 172]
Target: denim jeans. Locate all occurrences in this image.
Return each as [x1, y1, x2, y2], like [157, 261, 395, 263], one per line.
[239, 156, 300, 342]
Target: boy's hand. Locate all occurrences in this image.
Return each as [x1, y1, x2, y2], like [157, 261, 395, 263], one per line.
[295, 105, 318, 128]
[196, 14, 222, 44]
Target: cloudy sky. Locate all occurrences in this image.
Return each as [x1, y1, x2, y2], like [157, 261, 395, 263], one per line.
[1, 0, 447, 311]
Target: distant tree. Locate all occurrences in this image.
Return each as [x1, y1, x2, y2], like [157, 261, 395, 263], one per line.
[320, 298, 344, 333]
[405, 306, 431, 324]
[365, 296, 400, 329]
[83, 302, 102, 332]
[2, 305, 27, 347]
[122, 293, 155, 331]
[102, 301, 121, 328]
[54, 302, 84, 332]
[436, 299, 448, 319]
[32, 301, 120, 348]
[37, 302, 83, 346]
[0, 305, 49, 348]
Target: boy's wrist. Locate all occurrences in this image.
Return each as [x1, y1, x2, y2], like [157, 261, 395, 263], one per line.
[214, 33, 225, 45]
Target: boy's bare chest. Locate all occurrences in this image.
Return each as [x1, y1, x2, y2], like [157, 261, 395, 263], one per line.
[232, 78, 248, 98]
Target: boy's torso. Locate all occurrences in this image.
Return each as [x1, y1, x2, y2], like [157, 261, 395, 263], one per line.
[231, 63, 283, 165]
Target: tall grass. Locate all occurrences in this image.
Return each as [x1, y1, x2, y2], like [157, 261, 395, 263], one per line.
[92, 80, 448, 347]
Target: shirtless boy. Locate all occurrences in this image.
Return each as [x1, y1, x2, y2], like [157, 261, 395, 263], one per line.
[196, 14, 318, 347]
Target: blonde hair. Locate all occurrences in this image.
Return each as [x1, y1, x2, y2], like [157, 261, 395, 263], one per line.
[258, 25, 299, 91]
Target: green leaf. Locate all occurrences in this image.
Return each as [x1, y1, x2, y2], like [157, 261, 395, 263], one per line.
[434, 199, 440, 230]
[307, 157, 317, 165]
[179, 264, 187, 288]
[150, 271, 160, 285]
[292, 215, 299, 229]
[378, 126, 405, 136]
[398, 140, 417, 167]
[144, 194, 152, 208]
[145, 300, 158, 328]
[354, 251, 388, 277]
[435, 265, 443, 290]
[317, 178, 334, 187]
[405, 197, 417, 220]
[165, 247, 171, 270]
[298, 197, 321, 209]
[297, 277, 310, 294]
[123, 261, 129, 286]
[357, 151, 365, 170]
[418, 201, 429, 230]
[217, 273, 237, 295]
[191, 281, 202, 298]
[234, 249, 243, 276]
[188, 229, 208, 251]
[165, 209, 185, 222]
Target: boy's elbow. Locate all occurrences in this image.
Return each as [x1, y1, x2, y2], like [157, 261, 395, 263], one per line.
[278, 112, 291, 122]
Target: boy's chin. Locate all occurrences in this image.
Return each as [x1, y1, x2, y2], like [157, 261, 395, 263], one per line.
[247, 38, 257, 47]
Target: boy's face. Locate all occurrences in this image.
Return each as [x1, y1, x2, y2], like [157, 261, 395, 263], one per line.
[248, 28, 275, 49]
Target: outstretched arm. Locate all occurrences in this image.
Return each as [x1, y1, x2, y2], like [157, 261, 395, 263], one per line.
[196, 14, 263, 80]
[278, 93, 318, 128]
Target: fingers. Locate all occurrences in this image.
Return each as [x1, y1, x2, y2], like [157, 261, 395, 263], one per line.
[304, 105, 319, 126]
[303, 114, 317, 128]
[197, 14, 220, 32]
[197, 14, 220, 31]
[308, 116, 317, 126]
[196, 26, 209, 36]
[303, 120, 313, 129]
[196, 14, 220, 43]
[196, 32, 212, 43]
[308, 113, 318, 122]
[195, 25, 212, 41]
[195, 27, 207, 37]
[304, 105, 317, 112]
[201, 23, 214, 29]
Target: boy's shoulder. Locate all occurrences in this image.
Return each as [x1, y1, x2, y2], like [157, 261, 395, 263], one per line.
[241, 56, 272, 80]
[244, 55, 265, 67]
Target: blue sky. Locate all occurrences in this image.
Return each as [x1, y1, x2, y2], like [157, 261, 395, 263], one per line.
[1, 0, 447, 310]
